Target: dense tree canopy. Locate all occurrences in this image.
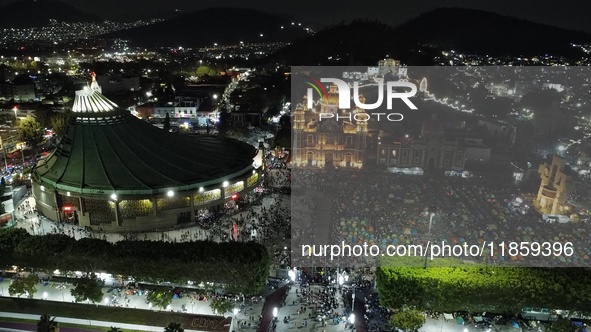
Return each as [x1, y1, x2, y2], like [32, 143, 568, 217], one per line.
[9, 274, 38, 298]
[37, 314, 58, 332]
[147, 290, 174, 310]
[70, 273, 104, 304]
[164, 322, 184, 332]
[17, 115, 44, 147]
[0, 228, 270, 295]
[390, 309, 425, 332]
[376, 266, 591, 312]
[209, 297, 234, 315]
[50, 112, 70, 138]
[547, 319, 578, 332]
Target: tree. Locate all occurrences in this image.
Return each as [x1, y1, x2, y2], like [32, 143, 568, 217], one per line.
[195, 65, 218, 78]
[390, 309, 425, 332]
[70, 273, 104, 304]
[164, 322, 184, 332]
[17, 115, 44, 148]
[50, 112, 70, 138]
[163, 113, 171, 132]
[547, 319, 577, 332]
[37, 314, 58, 332]
[0, 228, 271, 296]
[209, 297, 234, 315]
[9, 274, 38, 298]
[376, 266, 591, 313]
[274, 114, 291, 148]
[217, 110, 230, 138]
[147, 290, 173, 310]
[0, 177, 6, 214]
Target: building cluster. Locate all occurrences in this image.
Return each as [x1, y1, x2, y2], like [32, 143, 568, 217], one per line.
[0, 82, 36, 102]
[137, 95, 213, 127]
[0, 19, 162, 47]
[376, 115, 493, 170]
[196, 42, 291, 61]
[436, 49, 575, 66]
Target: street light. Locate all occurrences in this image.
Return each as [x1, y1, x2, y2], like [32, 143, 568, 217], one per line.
[349, 313, 355, 324]
[12, 106, 17, 121]
[233, 308, 239, 316]
[104, 298, 109, 305]
[428, 213, 435, 235]
[272, 307, 278, 320]
[0, 137, 7, 171]
[42, 292, 48, 300]
[338, 275, 344, 287]
[351, 291, 355, 312]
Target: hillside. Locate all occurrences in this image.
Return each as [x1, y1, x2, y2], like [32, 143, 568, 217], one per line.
[266, 20, 438, 66]
[392, 7, 591, 56]
[267, 8, 591, 66]
[100, 8, 309, 47]
[0, 0, 101, 28]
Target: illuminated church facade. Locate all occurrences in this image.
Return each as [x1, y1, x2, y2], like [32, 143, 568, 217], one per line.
[536, 154, 575, 215]
[292, 85, 368, 168]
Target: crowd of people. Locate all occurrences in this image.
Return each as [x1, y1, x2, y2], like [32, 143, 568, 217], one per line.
[323, 169, 591, 266]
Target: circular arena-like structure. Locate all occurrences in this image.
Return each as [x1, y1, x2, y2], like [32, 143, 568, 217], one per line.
[32, 75, 263, 231]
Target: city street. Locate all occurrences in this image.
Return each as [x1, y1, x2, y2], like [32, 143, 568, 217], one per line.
[0, 278, 218, 316]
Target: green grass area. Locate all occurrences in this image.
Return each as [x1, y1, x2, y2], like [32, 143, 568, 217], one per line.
[0, 316, 145, 331]
[379, 255, 476, 267]
[0, 297, 195, 330]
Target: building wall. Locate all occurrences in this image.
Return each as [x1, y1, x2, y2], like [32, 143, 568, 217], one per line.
[154, 106, 174, 118]
[465, 147, 491, 162]
[377, 143, 465, 170]
[135, 105, 155, 119]
[33, 171, 262, 232]
[13, 84, 36, 102]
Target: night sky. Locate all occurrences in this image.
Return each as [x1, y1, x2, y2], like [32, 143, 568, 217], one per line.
[1, 0, 591, 33]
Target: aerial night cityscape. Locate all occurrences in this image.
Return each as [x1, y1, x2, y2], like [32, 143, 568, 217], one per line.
[1, 0, 591, 332]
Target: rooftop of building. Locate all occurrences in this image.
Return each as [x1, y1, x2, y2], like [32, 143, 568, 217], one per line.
[34, 74, 256, 196]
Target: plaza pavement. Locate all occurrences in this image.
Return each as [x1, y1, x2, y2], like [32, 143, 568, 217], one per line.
[2, 171, 535, 332]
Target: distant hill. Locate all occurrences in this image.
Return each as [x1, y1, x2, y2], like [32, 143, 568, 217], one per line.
[0, 0, 102, 28]
[392, 7, 591, 57]
[266, 20, 438, 66]
[101, 8, 309, 47]
[267, 8, 591, 66]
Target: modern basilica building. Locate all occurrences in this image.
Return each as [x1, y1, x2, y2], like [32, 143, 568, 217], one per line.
[32, 74, 263, 231]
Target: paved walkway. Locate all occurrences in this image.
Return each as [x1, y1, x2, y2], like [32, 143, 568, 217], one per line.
[259, 283, 354, 332]
[0, 312, 199, 332]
